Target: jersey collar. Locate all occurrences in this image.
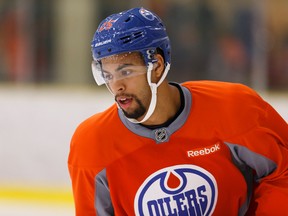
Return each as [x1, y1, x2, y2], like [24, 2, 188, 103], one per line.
[118, 83, 192, 143]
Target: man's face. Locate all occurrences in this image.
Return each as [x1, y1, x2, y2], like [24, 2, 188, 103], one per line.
[101, 52, 152, 120]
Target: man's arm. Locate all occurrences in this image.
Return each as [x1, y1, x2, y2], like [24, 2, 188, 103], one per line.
[231, 102, 288, 215]
[68, 164, 98, 216]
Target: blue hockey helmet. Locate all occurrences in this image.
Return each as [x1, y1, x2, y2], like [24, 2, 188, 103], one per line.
[91, 8, 171, 124]
[91, 7, 171, 67]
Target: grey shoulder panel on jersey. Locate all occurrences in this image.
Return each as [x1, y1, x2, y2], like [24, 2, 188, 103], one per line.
[225, 142, 277, 181]
[118, 83, 192, 143]
[95, 168, 114, 215]
[225, 142, 277, 216]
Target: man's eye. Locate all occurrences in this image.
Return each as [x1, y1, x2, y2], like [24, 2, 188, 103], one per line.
[103, 72, 113, 81]
[121, 70, 132, 77]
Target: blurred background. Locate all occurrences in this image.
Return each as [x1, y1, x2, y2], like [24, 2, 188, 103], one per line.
[0, 0, 287, 215]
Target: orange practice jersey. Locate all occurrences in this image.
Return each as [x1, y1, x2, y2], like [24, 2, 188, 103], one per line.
[68, 81, 288, 216]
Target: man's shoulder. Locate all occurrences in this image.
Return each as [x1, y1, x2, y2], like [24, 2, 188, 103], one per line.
[181, 80, 267, 123]
[68, 103, 121, 168]
[73, 103, 119, 139]
[181, 80, 261, 101]
[182, 80, 252, 91]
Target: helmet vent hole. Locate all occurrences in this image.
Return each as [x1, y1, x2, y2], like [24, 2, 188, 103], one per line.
[120, 31, 143, 44]
[133, 31, 143, 39]
[124, 17, 132, 23]
[120, 35, 131, 44]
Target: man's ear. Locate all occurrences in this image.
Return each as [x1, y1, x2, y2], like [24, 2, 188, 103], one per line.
[152, 54, 165, 82]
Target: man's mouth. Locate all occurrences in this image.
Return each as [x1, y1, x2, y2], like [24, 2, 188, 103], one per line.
[117, 96, 133, 109]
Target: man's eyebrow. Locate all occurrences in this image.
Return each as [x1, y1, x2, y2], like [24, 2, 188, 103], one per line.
[116, 64, 134, 72]
[102, 64, 134, 74]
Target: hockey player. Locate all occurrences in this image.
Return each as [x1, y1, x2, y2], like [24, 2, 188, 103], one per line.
[68, 7, 288, 216]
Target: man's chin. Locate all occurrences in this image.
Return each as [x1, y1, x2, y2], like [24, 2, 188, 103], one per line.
[122, 109, 145, 120]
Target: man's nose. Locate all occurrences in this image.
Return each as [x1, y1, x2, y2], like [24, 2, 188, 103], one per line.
[109, 79, 125, 93]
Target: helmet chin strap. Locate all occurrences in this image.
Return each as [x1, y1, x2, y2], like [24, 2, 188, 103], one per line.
[127, 62, 170, 124]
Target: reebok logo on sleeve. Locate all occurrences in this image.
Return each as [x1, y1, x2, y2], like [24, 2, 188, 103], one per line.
[187, 143, 221, 158]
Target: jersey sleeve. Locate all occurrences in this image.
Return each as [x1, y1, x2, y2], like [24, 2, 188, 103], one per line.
[68, 163, 98, 216]
[230, 100, 288, 215]
[68, 129, 99, 216]
[68, 108, 117, 216]
[68, 163, 114, 216]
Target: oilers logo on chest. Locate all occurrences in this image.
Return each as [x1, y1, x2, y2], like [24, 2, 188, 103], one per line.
[134, 165, 218, 216]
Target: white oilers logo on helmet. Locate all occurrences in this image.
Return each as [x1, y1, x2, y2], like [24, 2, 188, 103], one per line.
[134, 165, 218, 216]
[139, 8, 156, 21]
